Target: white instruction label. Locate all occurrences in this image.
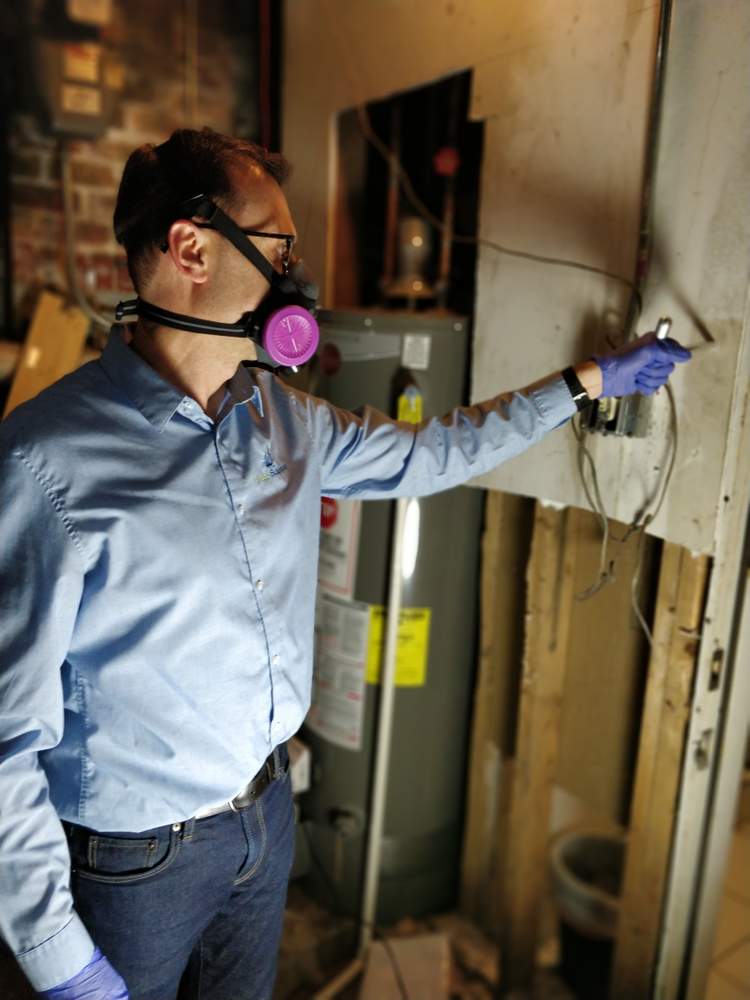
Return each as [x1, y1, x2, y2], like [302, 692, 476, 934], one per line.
[61, 84, 102, 116]
[401, 334, 431, 371]
[307, 593, 369, 750]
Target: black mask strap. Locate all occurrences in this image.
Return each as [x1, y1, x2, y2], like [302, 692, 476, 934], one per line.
[172, 194, 279, 288]
[115, 297, 254, 338]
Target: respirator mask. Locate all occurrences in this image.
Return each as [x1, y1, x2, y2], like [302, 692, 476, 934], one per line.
[115, 193, 320, 371]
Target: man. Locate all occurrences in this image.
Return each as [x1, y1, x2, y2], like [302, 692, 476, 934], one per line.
[0, 127, 690, 1000]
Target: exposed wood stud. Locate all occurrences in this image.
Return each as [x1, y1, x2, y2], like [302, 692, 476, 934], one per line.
[610, 544, 710, 1000]
[460, 490, 532, 933]
[499, 502, 579, 993]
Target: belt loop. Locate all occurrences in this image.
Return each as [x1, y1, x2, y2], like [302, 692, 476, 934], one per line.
[182, 817, 195, 838]
[271, 745, 281, 778]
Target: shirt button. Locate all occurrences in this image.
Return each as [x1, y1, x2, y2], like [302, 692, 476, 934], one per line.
[256, 579, 264, 591]
[237, 503, 244, 514]
[272, 654, 280, 666]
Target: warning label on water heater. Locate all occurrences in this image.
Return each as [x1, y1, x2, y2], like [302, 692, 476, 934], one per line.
[366, 606, 431, 687]
[307, 592, 370, 750]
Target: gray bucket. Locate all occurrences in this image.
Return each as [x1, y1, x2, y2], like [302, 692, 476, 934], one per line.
[549, 827, 625, 998]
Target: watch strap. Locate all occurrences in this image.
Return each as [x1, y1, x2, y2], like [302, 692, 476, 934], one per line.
[561, 366, 593, 411]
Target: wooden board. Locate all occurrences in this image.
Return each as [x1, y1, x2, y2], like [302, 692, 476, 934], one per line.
[460, 490, 534, 932]
[557, 510, 659, 823]
[359, 934, 450, 1000]
[3, 291, 89, 418]
[500, 502, 579, 992]
[610, 544, 709, 999]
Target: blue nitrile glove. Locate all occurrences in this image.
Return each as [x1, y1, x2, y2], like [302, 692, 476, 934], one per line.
[40, 948, 129, 1000]
[594, 333, 691, 397]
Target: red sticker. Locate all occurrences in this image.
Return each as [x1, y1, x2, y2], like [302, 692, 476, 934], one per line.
[321, 497, 338, 530]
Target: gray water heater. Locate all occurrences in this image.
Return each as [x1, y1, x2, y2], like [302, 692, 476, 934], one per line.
[300, 309, 483, 924]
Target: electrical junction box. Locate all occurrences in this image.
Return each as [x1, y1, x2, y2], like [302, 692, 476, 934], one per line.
[584, 394, 654, 437]
[66, 0, 113, 27]
[32, 36, 116, 138]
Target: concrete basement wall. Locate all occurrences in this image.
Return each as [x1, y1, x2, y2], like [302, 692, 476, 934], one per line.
[283, 0, 750, 555]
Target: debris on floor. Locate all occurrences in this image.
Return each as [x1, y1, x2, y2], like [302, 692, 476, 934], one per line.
[274, 886, 575, 999]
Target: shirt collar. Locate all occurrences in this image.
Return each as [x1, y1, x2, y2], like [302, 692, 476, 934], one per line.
[99, 327, 264, 431]
[225, 363, 264, 418]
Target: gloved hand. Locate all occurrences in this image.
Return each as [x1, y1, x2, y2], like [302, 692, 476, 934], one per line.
[40, 948, 129, 1000]
[594, 333, 691, 397]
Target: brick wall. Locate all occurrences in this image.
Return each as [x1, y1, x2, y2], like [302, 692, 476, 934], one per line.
[8, 0, 258, 337]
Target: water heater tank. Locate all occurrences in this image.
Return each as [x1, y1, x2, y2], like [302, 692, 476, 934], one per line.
[300, 309, 483, 925]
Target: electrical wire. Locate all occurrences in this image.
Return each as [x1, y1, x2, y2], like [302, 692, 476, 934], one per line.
[571, 414, 616, 600]
[299, 822, 411, 1000]
[60, 142, 111, 331]
[627, 384, 679, 645]
[570, 384, 679, 642]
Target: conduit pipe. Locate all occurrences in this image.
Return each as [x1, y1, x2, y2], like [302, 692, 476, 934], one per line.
[358, 494, 409, 954]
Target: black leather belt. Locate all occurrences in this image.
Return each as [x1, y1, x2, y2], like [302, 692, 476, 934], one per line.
[194, 750, 278, 820]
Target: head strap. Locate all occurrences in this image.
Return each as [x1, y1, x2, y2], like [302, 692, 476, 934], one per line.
[169, 194, 279, 288]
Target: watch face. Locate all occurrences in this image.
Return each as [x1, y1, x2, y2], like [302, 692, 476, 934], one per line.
[262, 306, 319, 366]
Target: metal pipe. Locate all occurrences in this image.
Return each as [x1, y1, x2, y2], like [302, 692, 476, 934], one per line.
[624, 0, 674, 337]
[60, 142, 110, 331]
[381, 103, 401, 297]
[358, 494, 408, 954]
[436, 76, 462, 307]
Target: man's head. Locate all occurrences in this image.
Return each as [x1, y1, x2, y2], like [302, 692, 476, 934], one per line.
[113, 128, 295, 322]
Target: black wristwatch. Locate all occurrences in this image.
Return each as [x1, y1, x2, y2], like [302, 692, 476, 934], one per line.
[561, 366, 593, 411]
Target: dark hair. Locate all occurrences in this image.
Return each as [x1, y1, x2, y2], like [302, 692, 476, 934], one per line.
[113, 127, 291, 290]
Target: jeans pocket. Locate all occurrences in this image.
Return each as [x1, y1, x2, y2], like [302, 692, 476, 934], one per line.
[69, 824, 181, 885]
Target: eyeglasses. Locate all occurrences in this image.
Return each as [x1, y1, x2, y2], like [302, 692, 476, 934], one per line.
[160, 224, 296, 276]
[195, 223, 295, 276]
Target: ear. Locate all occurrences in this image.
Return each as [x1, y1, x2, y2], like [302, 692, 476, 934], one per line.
[164, 220, 210, 284]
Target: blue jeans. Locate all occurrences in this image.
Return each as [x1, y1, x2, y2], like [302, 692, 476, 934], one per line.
[64, 748, 294, 1000]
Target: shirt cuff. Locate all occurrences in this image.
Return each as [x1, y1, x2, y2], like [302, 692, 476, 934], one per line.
[15, 913, 96, 993]
[529, 375, 578, 429]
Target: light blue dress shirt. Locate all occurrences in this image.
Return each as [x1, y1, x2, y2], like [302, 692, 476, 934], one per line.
[0, 328, 575, 989]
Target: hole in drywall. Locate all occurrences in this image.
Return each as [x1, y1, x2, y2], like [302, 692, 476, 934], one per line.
[333, 70, 483, 315]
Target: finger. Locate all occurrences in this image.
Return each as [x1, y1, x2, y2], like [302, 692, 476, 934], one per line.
[635, 373, 668, 391]
[659, 338, 692, 362]
[641, 361, 675, 379]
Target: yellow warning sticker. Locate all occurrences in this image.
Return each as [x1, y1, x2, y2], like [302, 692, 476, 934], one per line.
[366, 606, 431, 687]
[397, 387, 423, 424]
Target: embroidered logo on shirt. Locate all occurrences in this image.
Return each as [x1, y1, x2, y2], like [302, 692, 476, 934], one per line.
[256, 449, 288, 485]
